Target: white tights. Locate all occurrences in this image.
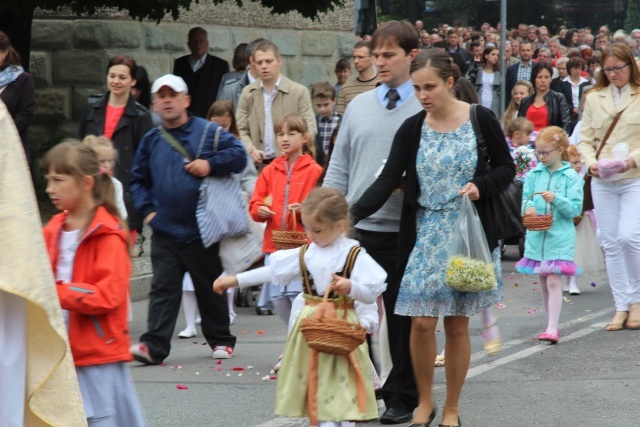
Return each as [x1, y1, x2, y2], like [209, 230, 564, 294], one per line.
[272, 295, 298, 328]
[318, 422, 355, 427]
[182, 288, 235, 329]
[540, 274, 563, 334]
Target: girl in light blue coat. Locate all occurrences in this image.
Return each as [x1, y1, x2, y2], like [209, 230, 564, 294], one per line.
[516, 126, 584, 344]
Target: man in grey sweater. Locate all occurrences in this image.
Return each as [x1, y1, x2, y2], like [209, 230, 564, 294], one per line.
[323, 20, 421, 425]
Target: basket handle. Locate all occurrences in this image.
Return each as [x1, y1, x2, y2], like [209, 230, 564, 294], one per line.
[285, 207, 298, 231]
[322, 282, 349, 320]
[524, 191, 554, 216]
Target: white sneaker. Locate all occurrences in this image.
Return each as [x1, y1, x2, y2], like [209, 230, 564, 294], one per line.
[229, 311, 236, 325]
[569, 287, 581, 295]
[178, 328, 197, 339]
[562, 283, 570, 292]
[195, 316, 201, 326]
[212, 346, 233, 359]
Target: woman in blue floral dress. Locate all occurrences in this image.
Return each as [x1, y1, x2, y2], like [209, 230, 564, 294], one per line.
[351, 50, 515, 427]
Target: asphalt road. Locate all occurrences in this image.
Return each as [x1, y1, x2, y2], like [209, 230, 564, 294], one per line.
[128, 245, 640, 427]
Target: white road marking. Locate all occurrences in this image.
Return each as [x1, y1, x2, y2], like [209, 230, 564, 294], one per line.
[435, 306, 613, 390]
[254, 417, 303, 427]
[258, 307, 613, 425]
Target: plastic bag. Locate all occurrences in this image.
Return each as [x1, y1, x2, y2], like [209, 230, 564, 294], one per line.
[598, 143, 629, 181]
[219, 220, 265, 275]
[445, 194, 497, 292]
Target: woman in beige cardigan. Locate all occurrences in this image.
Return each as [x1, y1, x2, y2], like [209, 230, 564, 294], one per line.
[577, 43, 640, 331]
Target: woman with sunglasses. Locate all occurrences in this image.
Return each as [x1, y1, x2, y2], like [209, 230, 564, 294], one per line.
[577, 43, 640, 332]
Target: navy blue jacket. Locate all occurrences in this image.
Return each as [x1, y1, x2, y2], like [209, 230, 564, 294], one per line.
[130, 116, 247, 244]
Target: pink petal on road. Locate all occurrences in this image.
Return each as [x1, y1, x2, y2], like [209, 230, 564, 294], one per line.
[176, 384, 189, 390]
[496, 303, 506, 309]
[231, 367, 245, 371]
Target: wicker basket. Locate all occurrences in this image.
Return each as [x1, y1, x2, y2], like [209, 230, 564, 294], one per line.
[272, 211, 307, 250]
[522, 192, 554, 231]
[300, 287, 367, 355]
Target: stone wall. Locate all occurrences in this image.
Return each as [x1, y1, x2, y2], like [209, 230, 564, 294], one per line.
[29, 18, 357, 145]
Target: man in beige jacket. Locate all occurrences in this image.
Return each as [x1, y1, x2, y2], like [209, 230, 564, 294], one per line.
[236, 40, 317, 165]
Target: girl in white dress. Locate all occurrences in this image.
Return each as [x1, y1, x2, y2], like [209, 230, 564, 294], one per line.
[215, 187, 386, 427]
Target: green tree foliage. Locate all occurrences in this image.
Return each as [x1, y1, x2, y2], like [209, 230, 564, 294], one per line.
[1, 0, 347, 21]
[624, 0, 640, 33]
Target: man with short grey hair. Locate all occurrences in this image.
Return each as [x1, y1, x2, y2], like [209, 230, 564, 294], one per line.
[173, 27, 230, 117]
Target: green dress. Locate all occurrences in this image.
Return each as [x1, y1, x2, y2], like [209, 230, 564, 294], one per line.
[274, 245, 379, 422]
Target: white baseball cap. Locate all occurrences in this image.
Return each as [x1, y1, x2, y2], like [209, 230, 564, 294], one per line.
[151, 74, 189, 94]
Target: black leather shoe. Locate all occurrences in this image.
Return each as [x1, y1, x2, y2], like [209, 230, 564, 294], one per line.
[437, 416, 461, 427]
[408, 409, 437, 427]
[380, 407, 413, 424]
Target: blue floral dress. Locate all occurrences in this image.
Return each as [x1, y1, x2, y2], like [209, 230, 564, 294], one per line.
[395, 121, 503, 317]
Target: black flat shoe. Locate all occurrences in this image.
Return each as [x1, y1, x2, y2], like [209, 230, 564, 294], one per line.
[408, 409, 437, 427]
[380, 407, 413, 425]
[437, 417, 461, 427]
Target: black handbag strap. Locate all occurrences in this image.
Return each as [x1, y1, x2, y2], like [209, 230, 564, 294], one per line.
[470, 104, 491, 172]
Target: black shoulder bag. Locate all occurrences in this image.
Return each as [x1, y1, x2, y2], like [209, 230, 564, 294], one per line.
[470, 104, 523, 240]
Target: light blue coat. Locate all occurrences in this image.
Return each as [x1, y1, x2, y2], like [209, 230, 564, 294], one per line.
[522, 161, 583, 261]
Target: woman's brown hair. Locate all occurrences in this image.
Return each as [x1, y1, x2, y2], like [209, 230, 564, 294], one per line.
[206, 100, 239, 137]
[274, 114, 315, 158]
[106, 55, 137, 80]
[410, 49, 460, 85]
[482, 46, 500, 72]
[0, 31, 22, 69]
[593, 43, 640, 90]
[231, 43, 249, 71]
[43, 140, 127, 232]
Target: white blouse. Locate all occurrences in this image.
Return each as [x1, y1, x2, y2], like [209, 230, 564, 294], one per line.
[237, 236, 387, 332]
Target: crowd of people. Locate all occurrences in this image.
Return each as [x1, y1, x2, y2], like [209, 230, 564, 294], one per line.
[1, 15, 640, 427]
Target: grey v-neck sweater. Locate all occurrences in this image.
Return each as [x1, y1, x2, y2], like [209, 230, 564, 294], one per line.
[324, 86, 422, 232]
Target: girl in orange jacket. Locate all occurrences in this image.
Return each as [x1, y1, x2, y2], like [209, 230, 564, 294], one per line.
[249, 114, 323, 336]
[42, 141, 146, 426]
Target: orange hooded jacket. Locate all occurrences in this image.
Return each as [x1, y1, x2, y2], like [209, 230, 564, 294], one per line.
[43, 206, 133, 367]
[249, 154, 323, 253]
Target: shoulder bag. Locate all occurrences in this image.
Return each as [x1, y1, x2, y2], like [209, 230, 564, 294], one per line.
[582, 108, 626, 212]
[159, 124, 250, 248]
[470, 104, 523, 240]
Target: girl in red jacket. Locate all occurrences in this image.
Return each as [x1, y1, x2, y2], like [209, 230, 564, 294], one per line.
[42, 141, 146, 426]
[249, 114, 322, 367]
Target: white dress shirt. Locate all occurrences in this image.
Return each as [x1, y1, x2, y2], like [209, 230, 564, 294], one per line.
[189, 53, 208, 73]
[260, 76, 281, 158]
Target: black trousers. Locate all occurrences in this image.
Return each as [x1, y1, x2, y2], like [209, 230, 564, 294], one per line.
[355, 229, 418, 411]
[141, 233, 236, 362]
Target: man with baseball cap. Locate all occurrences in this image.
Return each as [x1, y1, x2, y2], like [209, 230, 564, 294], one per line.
[129, 74, 247, 364]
